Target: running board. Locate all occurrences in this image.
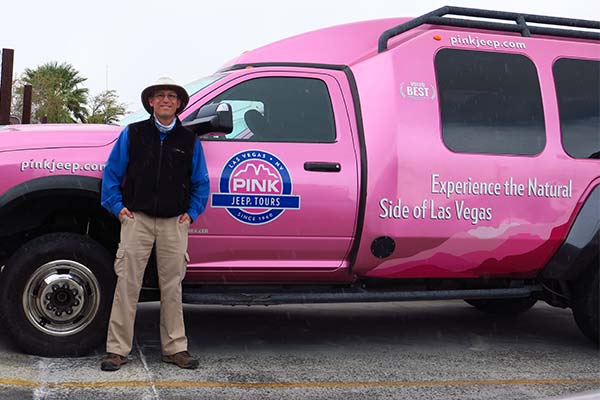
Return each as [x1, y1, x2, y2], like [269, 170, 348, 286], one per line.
[182, 285, 543, 306]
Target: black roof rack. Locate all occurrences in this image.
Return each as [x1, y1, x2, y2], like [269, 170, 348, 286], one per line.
[378, 5, 600, 52]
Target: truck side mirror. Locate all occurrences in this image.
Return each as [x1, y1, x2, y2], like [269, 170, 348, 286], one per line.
[182, 103, 233, 136]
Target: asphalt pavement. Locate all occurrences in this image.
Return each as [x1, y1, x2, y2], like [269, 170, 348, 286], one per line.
[0, 300, 598, 399]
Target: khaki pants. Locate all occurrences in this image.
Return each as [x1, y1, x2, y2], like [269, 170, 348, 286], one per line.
[106, 212, 190, 356]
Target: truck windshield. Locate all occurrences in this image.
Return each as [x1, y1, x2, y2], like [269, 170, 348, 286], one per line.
[118, 74, 226, 126]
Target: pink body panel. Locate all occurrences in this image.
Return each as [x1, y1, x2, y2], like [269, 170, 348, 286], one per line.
[348, 28, 599, 278]
[0, 124, 118, 152]
[179, 68, 360, 283]
[0, 125, 119, 192]
[220, 19, 598, 279]
[221, 18, 409, 68]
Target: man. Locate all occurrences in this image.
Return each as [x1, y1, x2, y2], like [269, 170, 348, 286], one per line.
[99, 77, 209, 371]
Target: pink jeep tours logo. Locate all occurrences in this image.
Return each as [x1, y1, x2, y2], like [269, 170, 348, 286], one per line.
[211, 150, 300, 225]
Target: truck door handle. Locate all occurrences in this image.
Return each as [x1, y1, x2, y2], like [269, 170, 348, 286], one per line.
[304, 162, 341, 172]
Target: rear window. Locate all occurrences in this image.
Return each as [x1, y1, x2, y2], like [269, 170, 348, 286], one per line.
[435, 49, 545, 155]
[553, 58, 600, 159]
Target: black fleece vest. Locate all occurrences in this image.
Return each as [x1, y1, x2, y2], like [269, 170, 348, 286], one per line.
[122, 117, 196, 218]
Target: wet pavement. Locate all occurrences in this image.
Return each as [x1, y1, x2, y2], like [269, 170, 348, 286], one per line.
[0, 300, 598, 399]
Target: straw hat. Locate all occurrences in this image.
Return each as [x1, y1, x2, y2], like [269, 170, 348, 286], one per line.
[141, 77, 189, 115]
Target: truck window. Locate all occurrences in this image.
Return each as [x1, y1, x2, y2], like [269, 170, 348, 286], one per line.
[553, 58, 600, 160]
[198, 77, 336, 142]
[435, 49, 545, 155]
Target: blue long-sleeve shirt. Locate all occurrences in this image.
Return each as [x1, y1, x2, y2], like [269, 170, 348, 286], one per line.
[101, 124, 210, 222]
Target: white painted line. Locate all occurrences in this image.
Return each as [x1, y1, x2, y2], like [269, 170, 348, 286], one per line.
[135, 338, 160, 400]
[32, 359, 49, 400]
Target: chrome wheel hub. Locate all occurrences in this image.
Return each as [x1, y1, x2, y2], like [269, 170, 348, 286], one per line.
[23, 260, 100, 336]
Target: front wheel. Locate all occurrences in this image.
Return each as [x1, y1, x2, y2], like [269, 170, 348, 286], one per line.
[465, 297, 537, 316]
[0, 233, 116, 356]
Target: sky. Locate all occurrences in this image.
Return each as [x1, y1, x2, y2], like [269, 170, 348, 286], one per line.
[1, 0, 599, 116]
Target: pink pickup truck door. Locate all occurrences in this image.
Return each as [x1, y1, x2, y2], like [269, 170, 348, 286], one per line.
[183, 69, 359, 279]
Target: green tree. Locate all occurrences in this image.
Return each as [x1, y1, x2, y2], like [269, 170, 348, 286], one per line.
[18, 61, 89, 123]
[88, 90, 127, 124]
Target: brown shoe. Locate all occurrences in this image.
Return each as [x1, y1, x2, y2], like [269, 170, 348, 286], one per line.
[100, 353, 128, 371]
[162, 351, 199, 369]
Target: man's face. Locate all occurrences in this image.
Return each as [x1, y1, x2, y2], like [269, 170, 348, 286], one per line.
[148, 89, 182, 121]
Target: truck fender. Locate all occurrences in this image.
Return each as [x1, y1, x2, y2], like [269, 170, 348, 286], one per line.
[0, 175, 103, 236]
[542, 185, 600, 281]
[0, 175, 158, 289]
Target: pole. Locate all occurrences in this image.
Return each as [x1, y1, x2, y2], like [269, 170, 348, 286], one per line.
[0, 48, 15, 125]
[22, 84, 32, 124]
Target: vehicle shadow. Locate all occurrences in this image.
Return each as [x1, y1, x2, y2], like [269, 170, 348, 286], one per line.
[134, 301, 595, 352]
[0, 301, 594, 356]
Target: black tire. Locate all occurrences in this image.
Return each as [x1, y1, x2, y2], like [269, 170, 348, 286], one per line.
[0, 233, 116, 357]
[465, 297, 537, 315]
[572, 264, 599, 345]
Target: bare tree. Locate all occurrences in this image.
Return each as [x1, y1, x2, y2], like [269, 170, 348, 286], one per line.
[88, 90, 127, 124]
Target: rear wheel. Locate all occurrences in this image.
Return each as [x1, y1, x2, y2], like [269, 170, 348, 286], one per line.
[572, 264, 599, 345]
[0, 233, 116, 356]
[465, 297, 537, 315]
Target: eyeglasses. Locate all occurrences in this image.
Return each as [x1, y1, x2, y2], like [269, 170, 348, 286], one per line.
[153, 92, 178, 100]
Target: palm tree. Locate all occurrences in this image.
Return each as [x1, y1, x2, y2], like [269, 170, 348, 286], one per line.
[20, 62, 89, 123]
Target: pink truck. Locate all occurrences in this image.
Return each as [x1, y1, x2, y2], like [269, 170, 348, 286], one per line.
[0, 6, 598, 356]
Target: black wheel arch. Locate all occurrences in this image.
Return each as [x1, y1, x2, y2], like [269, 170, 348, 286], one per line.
[542, 185, 600, 282]
[0, 174, 160, 290]
[0, 175, 120, 261]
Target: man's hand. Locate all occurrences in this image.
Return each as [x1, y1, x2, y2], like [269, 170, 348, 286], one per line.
[179, 213, 191, 224]
[118, 207, 133, 222]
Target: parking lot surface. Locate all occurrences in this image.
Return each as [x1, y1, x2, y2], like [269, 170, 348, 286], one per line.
[0, 300, 598, 399]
